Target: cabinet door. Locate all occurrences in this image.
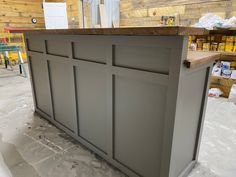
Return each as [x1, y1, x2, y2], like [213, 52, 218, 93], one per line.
[30, 55, 51, 118]
[48, 61, 77, 132]
[114, 75, 167, 177]
[75, 67, 107, 153]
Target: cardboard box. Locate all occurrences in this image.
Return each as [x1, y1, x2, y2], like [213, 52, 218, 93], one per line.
[211, 76, 236, 97]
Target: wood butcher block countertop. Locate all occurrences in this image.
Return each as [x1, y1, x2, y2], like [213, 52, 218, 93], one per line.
[210, 28, 236, 35]
[185, 51, 221, 68]
[11, 26, 209, 36]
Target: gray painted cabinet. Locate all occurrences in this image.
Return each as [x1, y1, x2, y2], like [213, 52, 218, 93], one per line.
[76, 67, 107, 152]
[48, 61, 77, 132]
[26, 33, 212, 177]
[29, 55, 51, 117]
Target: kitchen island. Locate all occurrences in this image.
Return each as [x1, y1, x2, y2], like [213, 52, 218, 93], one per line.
[16, 27, 218, 177]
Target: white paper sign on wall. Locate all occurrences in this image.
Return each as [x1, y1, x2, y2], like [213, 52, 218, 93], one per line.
[43, 2, 68, 29]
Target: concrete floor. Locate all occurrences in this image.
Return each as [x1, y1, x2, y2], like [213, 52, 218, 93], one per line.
[0, 65, 236, 177]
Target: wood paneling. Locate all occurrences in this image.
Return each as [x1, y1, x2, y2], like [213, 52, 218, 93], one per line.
[0, 0, 45, 29]
[83, 2, 92, 28]
[67, 0, 83, 28]
[120, 0, 233, 27]
[0, 0, 82, 29]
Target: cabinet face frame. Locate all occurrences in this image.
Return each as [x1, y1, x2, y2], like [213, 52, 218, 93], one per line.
[26, 34, 210, 177]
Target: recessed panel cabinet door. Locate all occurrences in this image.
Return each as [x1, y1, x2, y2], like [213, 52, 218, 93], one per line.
[114, 75, 167, 177]
[75, 67, 107, 153]
[29, 55, 51, 118]
[48, 61, 77, 132]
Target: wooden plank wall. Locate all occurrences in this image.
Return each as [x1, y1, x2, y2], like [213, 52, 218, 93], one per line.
[120, 0, 236, 27]
[0, 0, 83, 29]
[0, 0, 45, 29]
[83, 2, 93, 28]
[66, 0, 83, 28]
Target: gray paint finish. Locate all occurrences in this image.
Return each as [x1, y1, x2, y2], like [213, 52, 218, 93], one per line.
[27, 36, 44, 53]
[29, 55, 51, 117]
[46, 39, 70, 57]
[48, 61, 77, 132]
[170, 68, 208, 177]
[114, 45, 170, 73]
[75, 67, 107, 153]
[73, 42, 107, 64]
[25, 34, 212, 177]
[114, 75, 167, 177]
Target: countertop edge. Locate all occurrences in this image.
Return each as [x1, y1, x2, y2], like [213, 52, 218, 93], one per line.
[10, 27, 209, 36]
[185, 51, 221, 68]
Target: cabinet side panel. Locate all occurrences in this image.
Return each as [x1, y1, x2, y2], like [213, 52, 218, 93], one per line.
[171, 67, 209, 177]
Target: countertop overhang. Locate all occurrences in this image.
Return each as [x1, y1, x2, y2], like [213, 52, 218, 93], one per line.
[185, 51, 221, 68]
[11, 26, 209, 36]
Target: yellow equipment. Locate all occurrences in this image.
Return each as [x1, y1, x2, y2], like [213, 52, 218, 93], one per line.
[0, 28, 27, 65]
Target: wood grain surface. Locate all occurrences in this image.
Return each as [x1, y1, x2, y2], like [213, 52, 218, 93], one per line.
[185, 51, 221, 68]
[210, 28, 236, 35]
[11, 26, 209, 36]
[120, 0, 232, 27]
